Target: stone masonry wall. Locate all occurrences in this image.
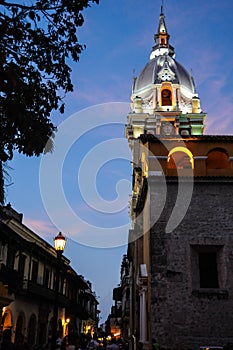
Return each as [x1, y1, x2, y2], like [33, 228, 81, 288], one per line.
[149, 178, 233, 350]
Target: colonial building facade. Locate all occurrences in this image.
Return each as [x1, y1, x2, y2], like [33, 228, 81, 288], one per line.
[0, 204, 99, 347]
[124, 6, 233, 350]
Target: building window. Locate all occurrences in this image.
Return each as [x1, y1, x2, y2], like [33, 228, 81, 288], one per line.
[59, 275, 64, 294]
[53, 270, 56, 291]
[31, 260, 38, 283]
[18, 254, 26, 284]
[191, 245, 223, 290]
[0, 242, 5, 261]
[6, 247, 16, 269]
[199, 252, 219, 288]
[43, 267, 50, 288]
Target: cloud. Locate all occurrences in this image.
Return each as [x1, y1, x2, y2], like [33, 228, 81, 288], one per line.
[23, 218, 56, 239]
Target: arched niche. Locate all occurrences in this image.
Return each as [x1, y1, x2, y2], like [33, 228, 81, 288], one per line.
[28, 314, 37, 347]
[161, 88, 172, 106]
[206, 148, 230, 169]
[14, 312, 26, 343]
[167, 147, 194, 171]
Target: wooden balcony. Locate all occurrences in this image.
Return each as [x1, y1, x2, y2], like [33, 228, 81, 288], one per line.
[19, 280, 68, 306]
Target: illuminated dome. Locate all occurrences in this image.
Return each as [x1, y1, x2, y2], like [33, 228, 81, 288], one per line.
[131, 7, 198, 115]
[134, 55, 195, 100]
[127, 6, 206, 139]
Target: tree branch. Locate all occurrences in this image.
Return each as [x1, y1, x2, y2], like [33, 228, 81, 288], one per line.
[1, 1, 63, 11]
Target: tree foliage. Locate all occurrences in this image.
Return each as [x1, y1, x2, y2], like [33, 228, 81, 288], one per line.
[0, 0, 99, 163]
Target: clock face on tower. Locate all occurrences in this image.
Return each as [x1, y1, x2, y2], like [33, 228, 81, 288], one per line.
[161, 122, 174, 136]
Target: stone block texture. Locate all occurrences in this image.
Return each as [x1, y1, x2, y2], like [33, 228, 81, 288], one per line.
[149, 178, 233, 350]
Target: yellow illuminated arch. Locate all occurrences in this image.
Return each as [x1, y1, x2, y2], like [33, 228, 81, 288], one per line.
[167, 147, 194, 169]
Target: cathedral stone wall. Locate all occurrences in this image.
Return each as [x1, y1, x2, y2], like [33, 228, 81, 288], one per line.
[149, 177, 233, 350]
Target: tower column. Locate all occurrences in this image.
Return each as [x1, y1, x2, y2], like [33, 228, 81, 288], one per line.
[139, 286, 147, 343]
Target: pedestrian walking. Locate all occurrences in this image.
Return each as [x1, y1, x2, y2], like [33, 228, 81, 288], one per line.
[86, 333, 99, 350]
[55, 335, 62, 350]
[106, 338, 119, 350]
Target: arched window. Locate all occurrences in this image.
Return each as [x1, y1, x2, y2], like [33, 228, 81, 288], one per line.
[206, 148, 230, 169]
[161, 89, 172, 106]
[161, 38, 165, 46]
[15, 313, 26, 343]
[28, 314, 37, 347]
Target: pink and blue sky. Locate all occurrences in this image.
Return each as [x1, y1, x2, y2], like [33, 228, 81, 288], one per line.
[6, 0, 233, 322]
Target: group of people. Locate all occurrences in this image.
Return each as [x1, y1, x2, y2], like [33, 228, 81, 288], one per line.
[52, 332, 122, 350]
[59, 333, 123, 350]
[0, 329, 125, 350]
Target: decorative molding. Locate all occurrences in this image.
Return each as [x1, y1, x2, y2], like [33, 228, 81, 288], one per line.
[148, 171, 163, 176]
[194, 156, 208, 160]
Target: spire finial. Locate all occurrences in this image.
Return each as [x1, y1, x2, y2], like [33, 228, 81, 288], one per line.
[161, 0, 164, 14]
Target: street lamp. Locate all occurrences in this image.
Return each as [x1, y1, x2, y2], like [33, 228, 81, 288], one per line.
[51, 232, 66, 350]
[54, 231, 66, 253]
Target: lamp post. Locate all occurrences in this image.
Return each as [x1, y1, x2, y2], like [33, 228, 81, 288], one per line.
[51, 232, 66, 350]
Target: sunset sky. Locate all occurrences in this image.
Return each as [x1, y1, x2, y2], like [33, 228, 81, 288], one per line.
[6, 0, 233, 322]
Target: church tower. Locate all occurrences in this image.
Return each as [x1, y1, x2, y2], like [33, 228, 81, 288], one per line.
[125, 6, 233, 350]
[126, 5, 206, 141]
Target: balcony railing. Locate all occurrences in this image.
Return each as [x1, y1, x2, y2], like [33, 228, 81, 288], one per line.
[20, 280, 68, 306]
